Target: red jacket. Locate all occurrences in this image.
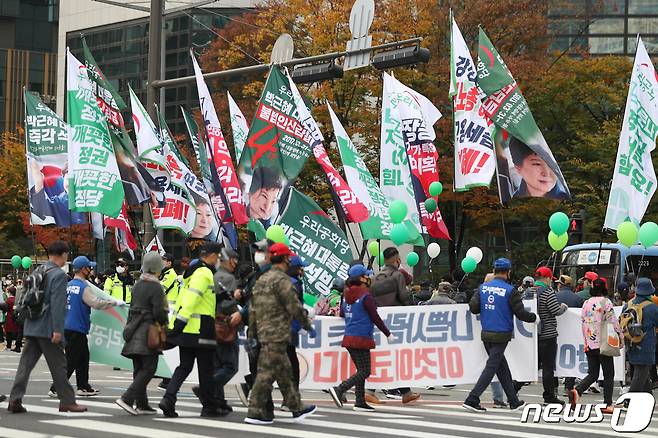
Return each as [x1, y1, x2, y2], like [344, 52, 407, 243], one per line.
[4, 296, 19, 333]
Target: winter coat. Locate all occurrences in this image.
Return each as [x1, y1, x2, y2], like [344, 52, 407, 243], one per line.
[23, 262, 68, 339]
[121, 278, 167, 358]
[4, 295, 19, 333]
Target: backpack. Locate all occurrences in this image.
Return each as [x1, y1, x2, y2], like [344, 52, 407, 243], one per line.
[619, 300, 652, 346]
[14, 265, 56, 324]
[370, 270, 401, 306]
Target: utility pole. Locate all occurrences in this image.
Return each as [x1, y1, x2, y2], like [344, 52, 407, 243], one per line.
[143, 0, 164, 245]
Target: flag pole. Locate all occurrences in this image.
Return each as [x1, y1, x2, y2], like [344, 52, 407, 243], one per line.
[23, 87, 38, 261]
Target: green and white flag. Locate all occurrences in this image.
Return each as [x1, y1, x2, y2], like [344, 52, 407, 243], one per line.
[66, 49, 124, 218]
[477, 28, 570, 203]
[328, 102, 394, 240]
[227, 90, 249, 163]
[278, 188, 352, 297]
[605, 37, 658, 229]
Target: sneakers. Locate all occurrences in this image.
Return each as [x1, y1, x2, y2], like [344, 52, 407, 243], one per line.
[158, 398, 178, 418]
[292, 405, 317, 422]
[279, 404, 291, 412]
[619, 386, 630, 395]
[136, 405, 157, 415]
[585, 384, 600, 394]
[236, 383, 250, 407]
[543, 397, 565, 406]
[365, 392, 383, 404]
[157, 380, 169, 392]
[328, 387, 344, 408]
[77, 387, 100, 397]
[493, 400, 508, 408]
[601, 405, 615, 415]
[509, 400, 526, 411]
[568, 389, 579, 408]
[244, 416, 274, 425]
[48, 390, 57, 399]
[59, 403, 87, 413]
[353, 403, 375, 412]
[382, 389, 402, 400]
[402, 392, 421, 404]
[462, 400, 487, 413]
[426, 386, 435, 390]
[115, 398, 138, 416]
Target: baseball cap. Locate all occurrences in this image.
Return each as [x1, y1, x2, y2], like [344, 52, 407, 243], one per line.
[73, 256, 97, 271]
[522, 276, 535, 286]
[534, 266, 554, 279]
[116, 258, 128, 266]
[162, 253, 175, 262]
[290, 255, 310, 268]
[584, 271, 598, 281]
[635, 277, 655, 296]
[438, 281, 453, 293]
[348, 264, 373, 280]
[199, 242, 223, 256]
[557, 274, 573, 286]
[269, 243, 295, 257]
[493, 258, 512, 270]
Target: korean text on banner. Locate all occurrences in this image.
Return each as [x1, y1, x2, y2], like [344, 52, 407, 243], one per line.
[477, 27, 570, 203]
[24, 90, 86, 226]
[278, 188, 352, 297]
[66, 50, 124, 218]
[449, 16, 495, 191]
[329, 103, 395, 240]
[191, 53, 248, 224]
[604, 38, 658, 229]
[227, 90, 249, 164]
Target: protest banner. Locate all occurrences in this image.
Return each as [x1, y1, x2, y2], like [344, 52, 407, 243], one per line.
[604, 37, 658, 229]
[227, 90, 249, 163]
[66, 50, 124, 218]
[24, 90, 86, 227]
[449, 15, 495, 191]
[477, 28, 570, 203]
[278, 188, 352, 297]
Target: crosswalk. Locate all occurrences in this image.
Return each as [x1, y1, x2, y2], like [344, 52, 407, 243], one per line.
[1, 396, 657, 438]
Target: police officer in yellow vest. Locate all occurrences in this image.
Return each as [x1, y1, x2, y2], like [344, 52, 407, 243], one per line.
[158, 243, 223, 418]
[160, 253, 180, 311]
[104, 258, 134, 304]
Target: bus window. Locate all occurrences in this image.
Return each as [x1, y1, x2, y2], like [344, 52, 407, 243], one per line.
[625, 255, 658, 287]
[559, 249, 620, 289]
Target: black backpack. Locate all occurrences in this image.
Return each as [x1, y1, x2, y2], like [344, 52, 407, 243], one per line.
[14, 265, 56, 323]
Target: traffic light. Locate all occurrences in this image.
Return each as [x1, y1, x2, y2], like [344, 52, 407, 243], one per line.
[568, 210, 586, 245]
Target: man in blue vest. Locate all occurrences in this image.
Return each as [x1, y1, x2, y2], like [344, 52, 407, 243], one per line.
[49, 256, 123, 398]
[463, 258, 537, 413]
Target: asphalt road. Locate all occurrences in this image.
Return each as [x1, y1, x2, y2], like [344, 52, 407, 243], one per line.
[0, 348, 656, 438]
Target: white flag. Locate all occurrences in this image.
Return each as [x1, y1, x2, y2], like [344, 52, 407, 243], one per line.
[128, 86, 170, 191]
[449, 16, 495, 191]
[605, 37, 658, 229]
[144, 235, 166, 256]
[227, 91, 249, 163]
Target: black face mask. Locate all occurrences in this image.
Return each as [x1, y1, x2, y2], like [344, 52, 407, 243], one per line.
[363, 277, 372, 287]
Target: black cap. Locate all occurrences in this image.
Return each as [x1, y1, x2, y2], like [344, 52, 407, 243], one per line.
[162, 253, 175, 262]
[116, 258, 128, 266]
[200, 242, 223, 256]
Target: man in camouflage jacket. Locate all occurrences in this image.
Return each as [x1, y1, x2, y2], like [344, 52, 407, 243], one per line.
[245, 243, 317, 425]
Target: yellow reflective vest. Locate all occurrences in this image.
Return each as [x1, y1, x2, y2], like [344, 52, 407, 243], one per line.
[169, 264, 216, 347]
[103, 273, 132, 304]
[160, 268, 180, 310]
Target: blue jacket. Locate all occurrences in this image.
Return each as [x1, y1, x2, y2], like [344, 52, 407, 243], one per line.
[65, 278, 91, 334]
[556, 286, 584, 308]
[627, 297, 658, 365]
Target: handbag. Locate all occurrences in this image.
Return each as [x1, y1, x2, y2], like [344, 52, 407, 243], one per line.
[600, 302, 621, 357]
[148, 322, 167, 351]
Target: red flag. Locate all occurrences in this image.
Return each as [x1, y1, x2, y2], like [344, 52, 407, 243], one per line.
[104, 202, 137, 254]
[313, 145, 369, 223]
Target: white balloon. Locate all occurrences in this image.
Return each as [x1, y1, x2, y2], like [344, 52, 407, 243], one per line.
[466, 247, 483, 264]
[427, 242, 441, 259]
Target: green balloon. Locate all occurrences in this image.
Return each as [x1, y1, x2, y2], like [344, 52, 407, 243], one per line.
[461, 256, 477, 274]
[405, 221, 420, 242]
[548, 231, 568, 251]
[429, 181, 443, 197]
[549, 212, 570, 236]
[406, 252, 419, 267]
[265, 224, 286, 243]
[617, 221, 639, 248]
[21, 256, 33, 270]
[389, 223, 410, 246]
[11, 255, 21, 269]
[376, 251, 384, 265]
[388, 200, 408, 224]
[639, 222, 658, 248]
[424, 198, 437, 213]
[367, 241, 380, 257]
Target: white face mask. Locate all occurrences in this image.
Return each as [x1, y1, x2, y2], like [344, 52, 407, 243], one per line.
[254, 252, 266, 265]
[116, 266, 126, 274]
[215, 259, 222, 269]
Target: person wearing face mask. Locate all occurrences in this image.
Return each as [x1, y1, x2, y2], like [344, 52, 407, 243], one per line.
[463, 258, 537, 413]
[104, 258, 134, 305]
[329, 265, 394, 411]
[48, 256, 124, 399]
[159, 243, 223, 418]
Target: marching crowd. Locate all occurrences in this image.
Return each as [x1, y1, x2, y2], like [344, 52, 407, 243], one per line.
[0, 240, 657, 425]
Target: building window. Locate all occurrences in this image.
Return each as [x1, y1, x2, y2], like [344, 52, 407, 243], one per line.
[589, 36, 625, 53]
[589, 18, 625, 34]
[628, 0, 658, 14]
[628, 17, 658, 33]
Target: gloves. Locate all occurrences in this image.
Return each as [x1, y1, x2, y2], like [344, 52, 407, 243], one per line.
[308, 328, 317, 339]
[387, 334, 396, 343]
[114, 299, 127, 307]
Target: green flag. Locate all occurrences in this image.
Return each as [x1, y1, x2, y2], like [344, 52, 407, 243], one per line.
[477, 27, 570, 203]
[278, 188, 352, 297]
[66, 50, 124, 217]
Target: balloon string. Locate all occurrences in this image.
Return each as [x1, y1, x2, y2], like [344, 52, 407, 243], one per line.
[456, 273, 468, 291]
